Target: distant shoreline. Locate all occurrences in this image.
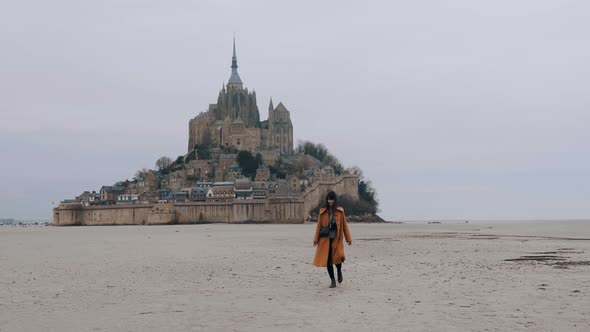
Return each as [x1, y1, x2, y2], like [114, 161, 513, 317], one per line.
[389, 219, 590, 224]
[3, 218, 590, 226]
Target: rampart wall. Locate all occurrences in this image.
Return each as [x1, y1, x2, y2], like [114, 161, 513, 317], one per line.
[53, 175, 357, 225]
[53, 198, 304, 225]
[302, 174, 359, 218]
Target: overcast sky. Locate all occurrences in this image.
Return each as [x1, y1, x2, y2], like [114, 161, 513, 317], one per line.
[1, 0, 589, 221]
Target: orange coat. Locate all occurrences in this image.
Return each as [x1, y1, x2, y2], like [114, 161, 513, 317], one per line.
[313, 206, 352, 267]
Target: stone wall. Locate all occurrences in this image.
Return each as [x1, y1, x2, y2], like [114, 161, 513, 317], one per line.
[302, 174, 359, 218]
[269, 197, 305, 223]
[53, 203, 152, 226]
[188, 112, 211, 152]
[53, 175, 355, 226]
[53, 199, 303, 225]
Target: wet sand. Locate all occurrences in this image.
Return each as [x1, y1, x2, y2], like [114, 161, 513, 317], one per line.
[1, 222, 589, 331]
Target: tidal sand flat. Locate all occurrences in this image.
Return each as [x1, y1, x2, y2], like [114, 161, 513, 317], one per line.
[1, 222, 589, 331]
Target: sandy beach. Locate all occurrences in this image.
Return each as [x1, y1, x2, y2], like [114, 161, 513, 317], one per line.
[1, 222, 589, 331]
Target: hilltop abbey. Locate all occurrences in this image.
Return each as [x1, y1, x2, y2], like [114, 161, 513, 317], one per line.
[53, 39, 361, 225]
[188, 39, 294, 154]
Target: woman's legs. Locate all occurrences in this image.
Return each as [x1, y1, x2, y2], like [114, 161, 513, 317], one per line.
[326, 238, 336, 287]
[326, 258, 335, 280]
[336, 263, 343, 283]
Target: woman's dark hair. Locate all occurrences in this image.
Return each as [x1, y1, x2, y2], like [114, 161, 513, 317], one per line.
[324, 190, 338, 209]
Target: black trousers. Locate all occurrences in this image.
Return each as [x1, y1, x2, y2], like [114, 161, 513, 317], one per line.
[326, 237, 342, 279]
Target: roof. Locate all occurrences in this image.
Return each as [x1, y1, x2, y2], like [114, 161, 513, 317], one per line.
[275, 102, 288, 113]
[209, 185, 234, 190]
[213, 181, 234, 186]
[227, 38, 243, 85]
[304, 155, 322, 165]
[257, 164, 269, 171]
[228, 70, 242, 85]
[322, 166, 335, 173]
[191, 187, 207, 194]
[234, 178, 252, 190]
[274, 181, 296, 196]
[208, 186, 235, 195]
[101, 186, 125, 193]
[251, 182, 265, 189]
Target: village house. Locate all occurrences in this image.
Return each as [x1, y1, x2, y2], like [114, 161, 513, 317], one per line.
[255, 164, 270, 181]
[190, 187, 207, 201]
[219, 154, 238, 173]
[185, 160, 213, 180]
[234, 178, 253, 199]
[99, 186, 125, 204]
[76, 191, 91, 205]
[206, 185, 235, 202]
[117, 194, 140, 205]
[251, 182, 268, 199]
[228, 163, 242, 180]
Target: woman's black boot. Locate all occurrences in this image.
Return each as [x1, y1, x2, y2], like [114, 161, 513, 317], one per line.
[336, 263, 343, 283]
[330, 278, 336, 288]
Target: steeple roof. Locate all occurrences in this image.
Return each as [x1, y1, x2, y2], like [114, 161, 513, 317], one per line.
[227, 37, 243, 87]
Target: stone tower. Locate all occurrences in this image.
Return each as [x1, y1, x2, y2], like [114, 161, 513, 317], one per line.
[188, 39, 293, 154]
[211, 38, 261, 128]
[268, 99, 294, 154]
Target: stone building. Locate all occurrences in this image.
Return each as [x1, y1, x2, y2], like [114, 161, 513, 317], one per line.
[255, 164, 270, 182]
[99, 186, 125, 202]
[219, 154, 238, 173]
[188, 39, 293, 154]
[206, 185, 235, 201]
[185, 160, 214, 181]
[53, 39, 364, 225]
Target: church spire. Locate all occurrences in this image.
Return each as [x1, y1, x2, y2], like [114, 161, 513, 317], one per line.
[269, 97, 274, 112]
[232, 37, 238, 69]
[227, 36, 243, 89]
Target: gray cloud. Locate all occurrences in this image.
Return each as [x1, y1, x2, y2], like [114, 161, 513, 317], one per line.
[1, 0, 589, 220]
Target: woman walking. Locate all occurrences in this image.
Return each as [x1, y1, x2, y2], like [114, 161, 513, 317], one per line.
[313, 191, 352, 288]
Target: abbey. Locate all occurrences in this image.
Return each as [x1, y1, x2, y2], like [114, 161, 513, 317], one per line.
[53, 39, 363, 226]
[188, 39, 294, 154]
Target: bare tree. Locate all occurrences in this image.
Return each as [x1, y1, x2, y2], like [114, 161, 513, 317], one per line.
[155, 156, 173, 171]
[346, 166, 364, 178]
[134, 168, 149, 181]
